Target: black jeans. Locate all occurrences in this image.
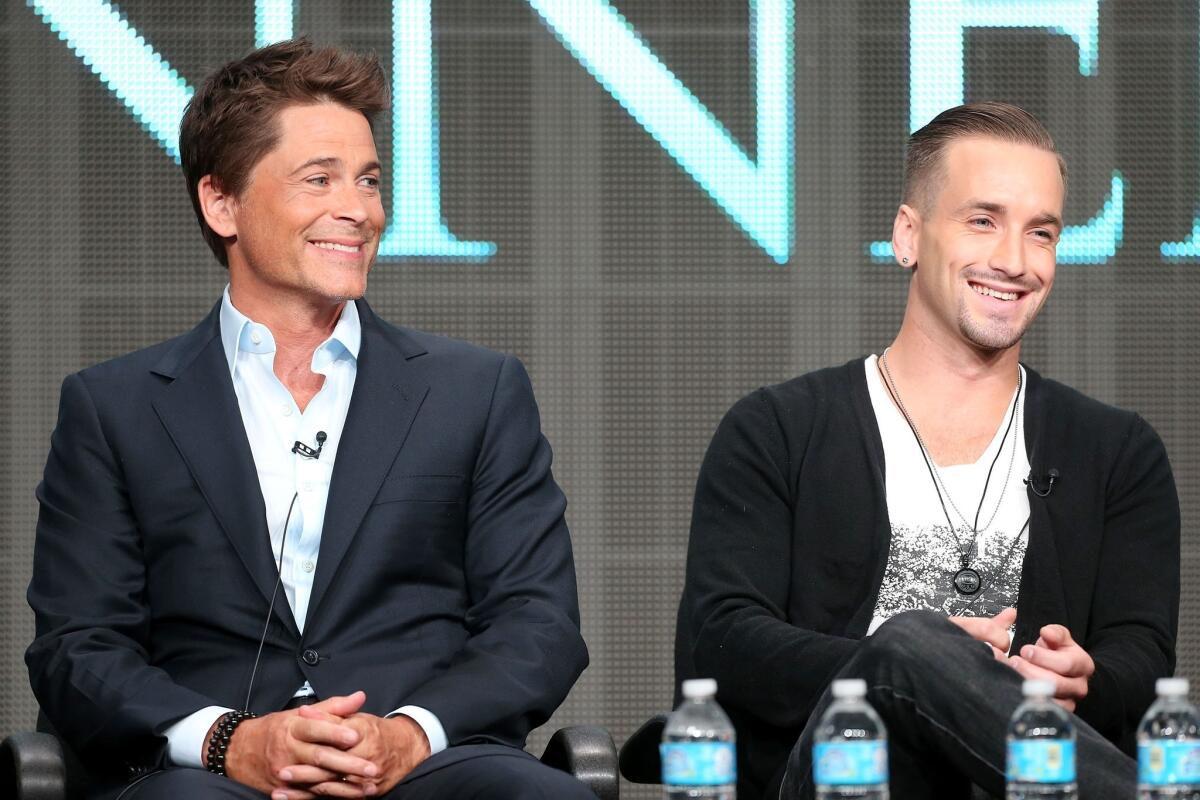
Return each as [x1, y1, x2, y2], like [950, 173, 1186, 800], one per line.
[779, 610, 1136, 800]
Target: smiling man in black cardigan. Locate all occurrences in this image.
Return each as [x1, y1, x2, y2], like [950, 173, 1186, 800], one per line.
[675, 102, 1179, 800]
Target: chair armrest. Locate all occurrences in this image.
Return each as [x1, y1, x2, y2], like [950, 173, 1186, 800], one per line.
[540, 725, 619, 800]
[1, 731, 66, 800]
[618, 714, 667, 784]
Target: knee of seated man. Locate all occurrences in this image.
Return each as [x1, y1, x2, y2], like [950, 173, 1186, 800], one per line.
[859, 610, 957, 673]
[123, 768, 259, 799]
[459, 756, 599, 800]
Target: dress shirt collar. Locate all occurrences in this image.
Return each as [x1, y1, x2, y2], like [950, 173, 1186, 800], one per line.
[219, 286, 361, 377]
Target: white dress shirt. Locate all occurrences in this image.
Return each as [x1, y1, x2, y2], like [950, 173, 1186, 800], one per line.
[163, 289, 447, 767]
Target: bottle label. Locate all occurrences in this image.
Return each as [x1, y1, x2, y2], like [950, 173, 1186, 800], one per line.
[660, 741, 736, 786]
[813, 741, 889, 786]
[1139, 740, 1200, 785]
[1006, 740, 1076, 783]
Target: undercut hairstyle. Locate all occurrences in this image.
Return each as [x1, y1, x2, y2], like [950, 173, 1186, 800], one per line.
[179, 38, 389, 266]
[902, 101, 1067, 213]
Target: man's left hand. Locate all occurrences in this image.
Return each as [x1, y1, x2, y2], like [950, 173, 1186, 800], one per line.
[1006, 624, 1095, 712]
[281, 705, 431, 795]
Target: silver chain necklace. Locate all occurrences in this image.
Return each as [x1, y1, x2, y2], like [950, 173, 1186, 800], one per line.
[883, 353, 1021, 534]
[877, 349, 1022, 595]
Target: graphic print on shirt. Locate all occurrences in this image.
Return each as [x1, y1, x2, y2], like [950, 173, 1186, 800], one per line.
[872, 521, 1028, 621]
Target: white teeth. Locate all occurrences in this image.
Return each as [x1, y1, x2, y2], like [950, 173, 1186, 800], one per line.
[971, 283, 1018, 301]
[312, 241, 359, 253]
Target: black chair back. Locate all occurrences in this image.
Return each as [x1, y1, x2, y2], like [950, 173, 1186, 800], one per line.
[618, 714, 666, 784]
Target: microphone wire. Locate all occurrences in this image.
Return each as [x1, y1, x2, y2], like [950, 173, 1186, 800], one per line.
[114, 493, 300, 799]
[244, 491, 299, 710]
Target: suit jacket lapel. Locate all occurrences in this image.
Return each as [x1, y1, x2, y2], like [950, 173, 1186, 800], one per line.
[307, 300, 429, 622]
[150, 303, 300, 639]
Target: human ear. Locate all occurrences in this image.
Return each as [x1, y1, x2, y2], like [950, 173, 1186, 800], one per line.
[197, 175, 238, 239]
[891, 203, 920, 269]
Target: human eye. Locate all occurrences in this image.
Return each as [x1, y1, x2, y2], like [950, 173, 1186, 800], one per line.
[306, 175, 330, 187]
[359, 175, 381, 191]
[1031, 228, 1057, 243]
[968, 217, 995, 229]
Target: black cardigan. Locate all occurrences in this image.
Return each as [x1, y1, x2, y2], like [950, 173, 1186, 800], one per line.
[675, 359, 1179, 799]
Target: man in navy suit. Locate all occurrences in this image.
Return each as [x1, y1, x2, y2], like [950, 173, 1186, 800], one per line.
[26, 39, 592, 800]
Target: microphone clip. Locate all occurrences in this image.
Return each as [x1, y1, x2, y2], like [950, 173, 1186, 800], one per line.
[292, 431, 327, 460]
[1024, 468, 1059, 498]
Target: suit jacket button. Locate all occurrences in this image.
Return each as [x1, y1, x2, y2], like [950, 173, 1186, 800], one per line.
[301, 648, 320, 666]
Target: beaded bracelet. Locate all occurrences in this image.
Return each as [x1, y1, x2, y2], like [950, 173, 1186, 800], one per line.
[205, 709, 258, 776]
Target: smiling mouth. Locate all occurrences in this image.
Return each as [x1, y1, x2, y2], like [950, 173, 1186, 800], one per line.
[310, 240, 364, 253]
[969, 281, 1021, 302]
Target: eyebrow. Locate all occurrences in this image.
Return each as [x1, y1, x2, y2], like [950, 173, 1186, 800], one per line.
[956, 199, 1063, 231]
[291, 157, 383, 176]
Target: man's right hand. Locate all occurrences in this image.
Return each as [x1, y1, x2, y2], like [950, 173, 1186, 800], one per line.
[949, 606, 1018, 657]
[219, 692, 382, 800]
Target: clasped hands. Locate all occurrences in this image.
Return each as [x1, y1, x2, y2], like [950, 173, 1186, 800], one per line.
[950, 607, 1095, 712]
[219, 691, 430, 799]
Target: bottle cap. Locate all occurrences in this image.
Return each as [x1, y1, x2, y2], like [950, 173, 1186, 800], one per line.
[1157, 677, 1190, 698]
[831, 679, 868, 699]
[682, 678, 717, 699]
[1022, 679, 1055, 698]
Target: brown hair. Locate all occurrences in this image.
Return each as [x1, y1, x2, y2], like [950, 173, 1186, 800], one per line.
[180, 38, 389, 266]
[902, 101, 1066, 213]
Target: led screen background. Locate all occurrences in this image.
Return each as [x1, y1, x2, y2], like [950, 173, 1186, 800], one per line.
[2, 1, 1198, 794]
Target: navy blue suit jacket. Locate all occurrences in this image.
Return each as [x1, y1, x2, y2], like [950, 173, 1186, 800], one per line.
[26, 299, 588, 780]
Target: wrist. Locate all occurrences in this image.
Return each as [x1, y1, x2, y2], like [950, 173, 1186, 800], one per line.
[388, 714, 431, 759]
[205, 710, 258, 776]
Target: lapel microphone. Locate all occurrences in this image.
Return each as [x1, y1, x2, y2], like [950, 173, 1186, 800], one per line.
[292, 430, 327, 459]
[1024, 468, 1060, 498]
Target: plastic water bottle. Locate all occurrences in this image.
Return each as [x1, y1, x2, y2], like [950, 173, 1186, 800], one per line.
[661, 678, 736, 799]
[813, 679, 889, 799]
[1006, 679, 1077, 799]
[1138, 677, 1200, 799]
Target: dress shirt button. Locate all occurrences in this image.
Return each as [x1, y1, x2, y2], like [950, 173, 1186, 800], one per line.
[250, 330, 262, 346]
[301, 559, 315, 573]
[281, 404, 292, 417]
[301, 649, 320, 666]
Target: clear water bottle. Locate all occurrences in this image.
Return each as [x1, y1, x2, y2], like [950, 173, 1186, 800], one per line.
[661, 678, 736, 799]
[1006, 679, 1077, 799]
[1138, 677, 1200, 799]
[813, 678, 889, 799]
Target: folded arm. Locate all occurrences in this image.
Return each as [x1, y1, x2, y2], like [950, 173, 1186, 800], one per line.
[679, 391, 859, 729]
[1073, 414, 1179, 744]
[26, 372, 216, 769]
[403, 355, 588, 747]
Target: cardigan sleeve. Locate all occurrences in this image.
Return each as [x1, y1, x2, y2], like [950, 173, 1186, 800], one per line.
[1074, 413, 1179, 748]
[678, 389, 860, 728]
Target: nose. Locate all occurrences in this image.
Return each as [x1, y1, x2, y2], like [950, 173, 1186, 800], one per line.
[987, 227, 1026, 277]
[332, 181, 371, 226]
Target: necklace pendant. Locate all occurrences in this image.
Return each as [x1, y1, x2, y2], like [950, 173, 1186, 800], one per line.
[953, 567, 982, 595]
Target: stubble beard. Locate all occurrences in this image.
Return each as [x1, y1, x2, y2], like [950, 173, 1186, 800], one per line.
[301, 253, 374, 304]
[955, 292, 1039, 351]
